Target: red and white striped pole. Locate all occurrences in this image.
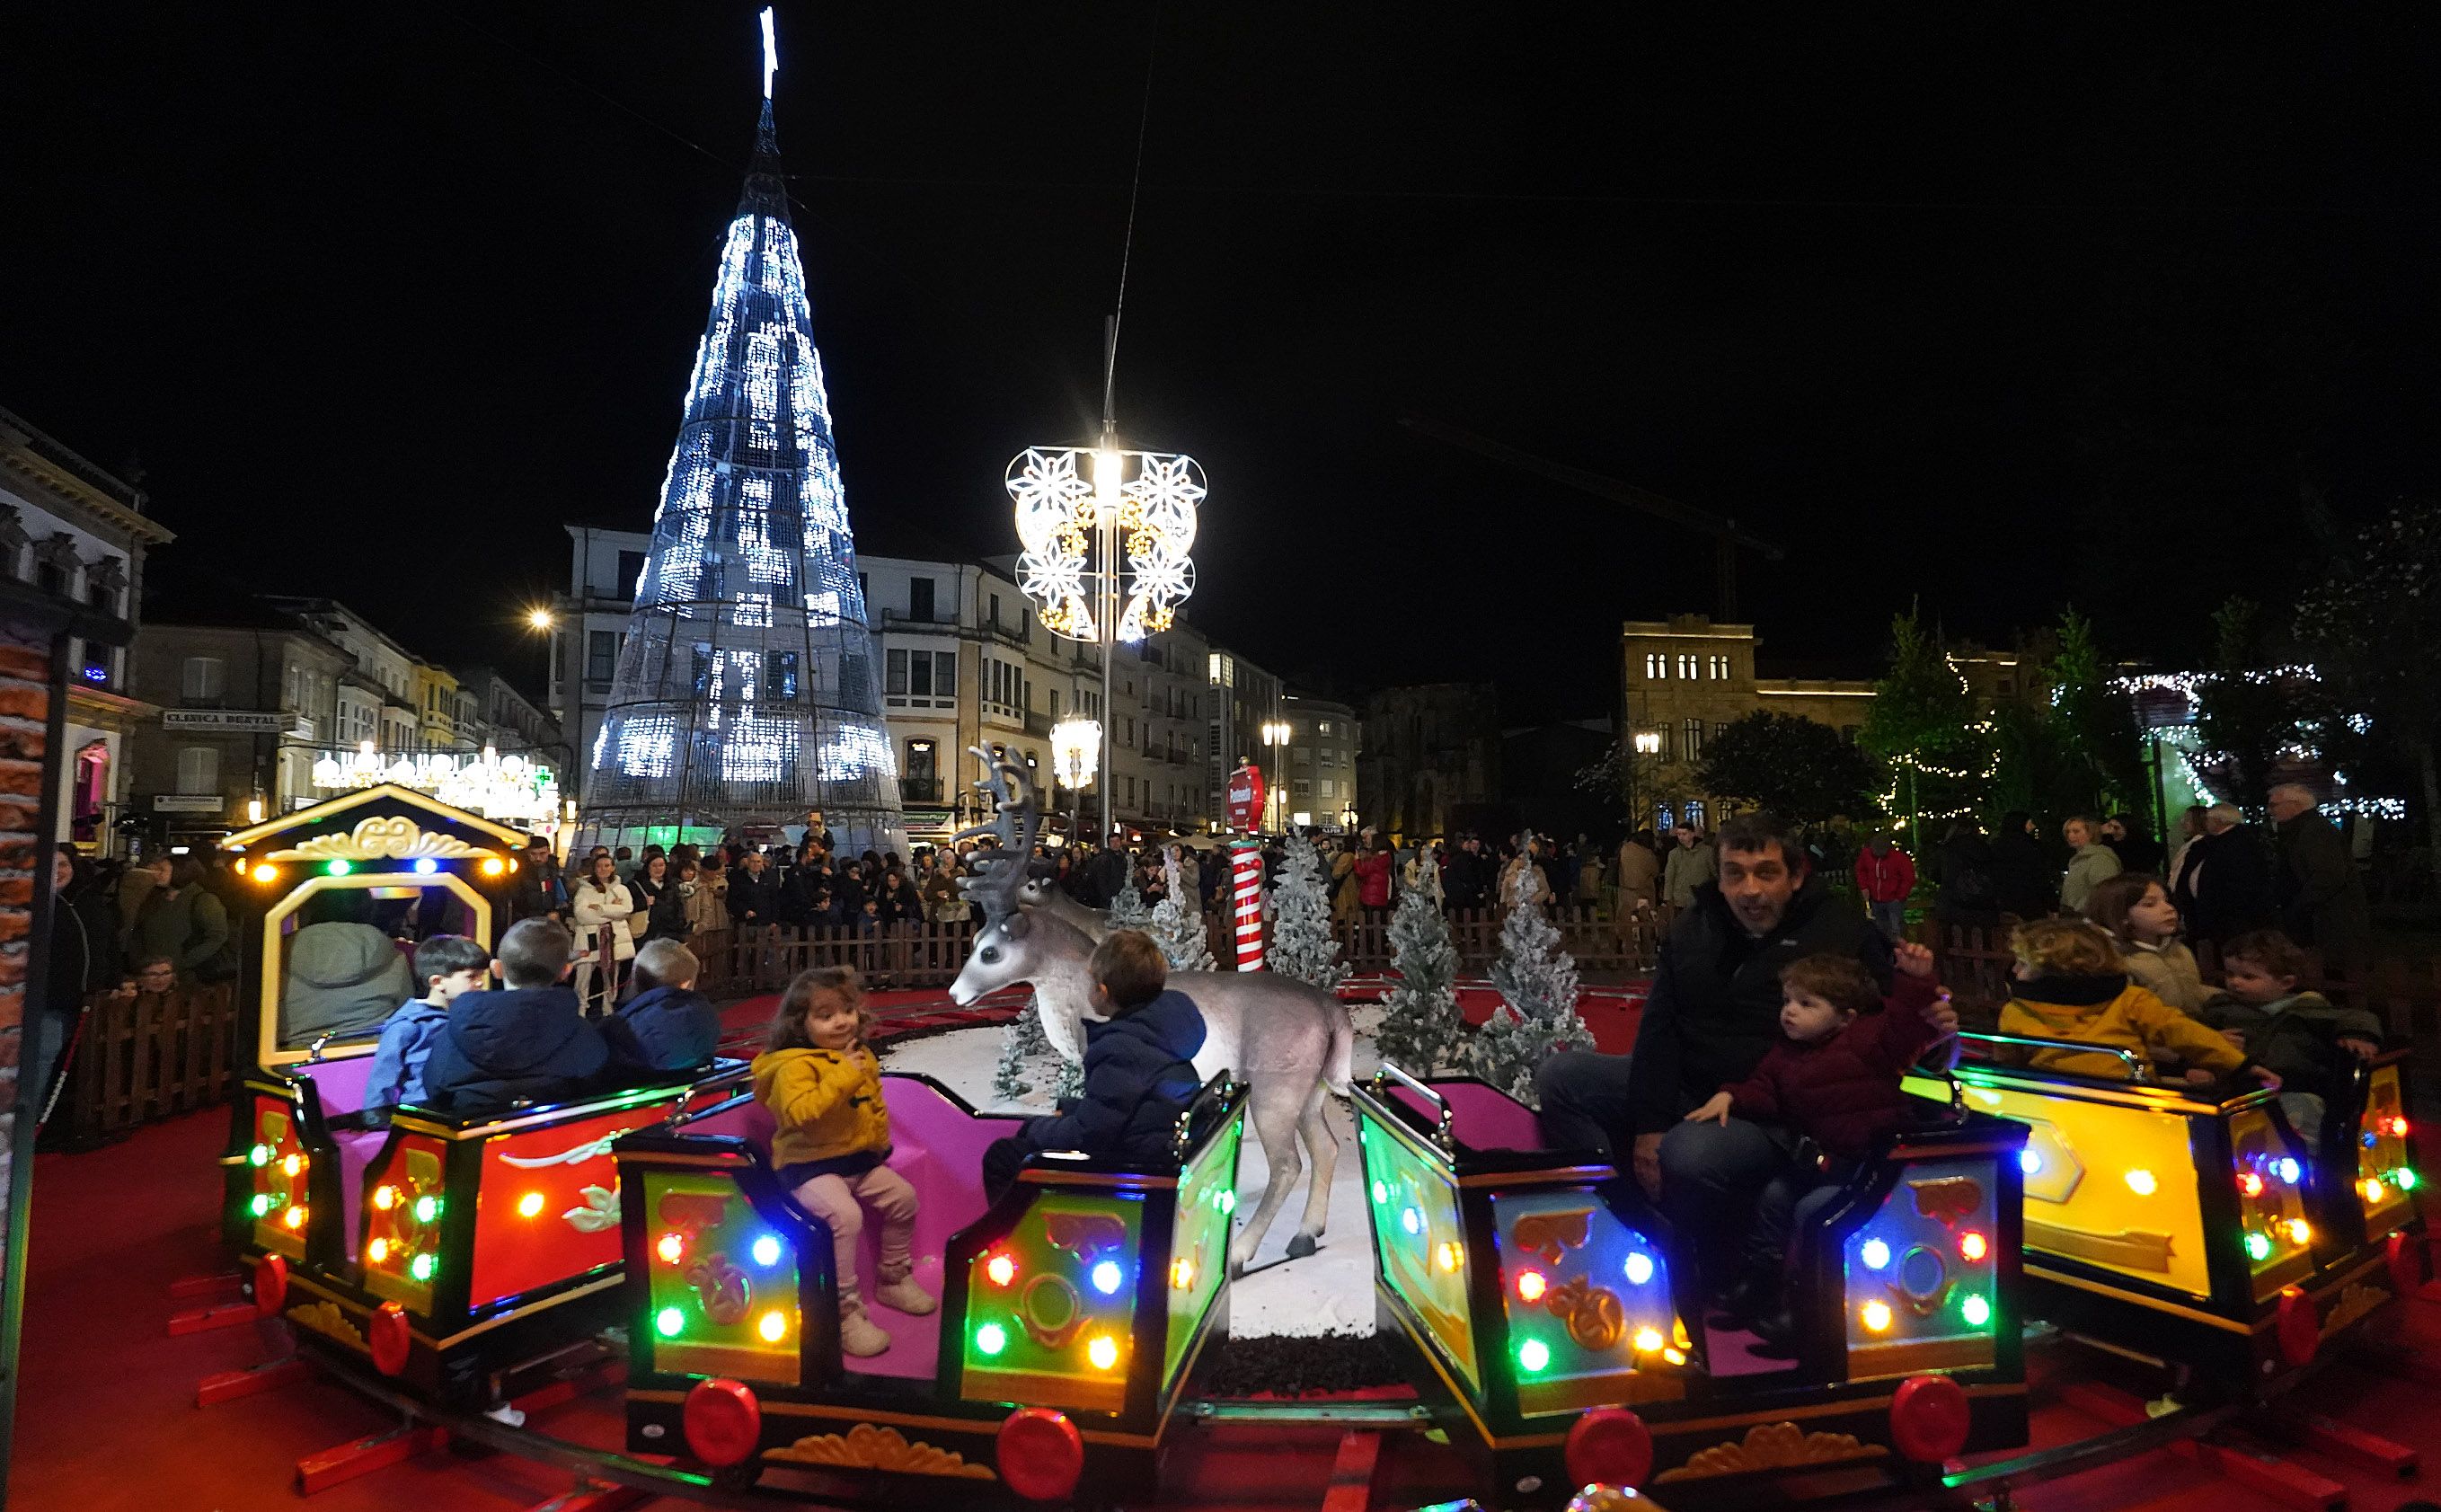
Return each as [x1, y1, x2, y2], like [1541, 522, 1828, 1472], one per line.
[1231, 840, 1265, 971]
[1225, 760, 1269, 971]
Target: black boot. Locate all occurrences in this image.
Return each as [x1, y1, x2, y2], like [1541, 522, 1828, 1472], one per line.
[1709, 1258, 1782, 1329]
[1748, 1306, 1799, 1359]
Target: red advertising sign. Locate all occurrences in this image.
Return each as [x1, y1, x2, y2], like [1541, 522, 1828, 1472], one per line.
[1226, 762, 1266, 832]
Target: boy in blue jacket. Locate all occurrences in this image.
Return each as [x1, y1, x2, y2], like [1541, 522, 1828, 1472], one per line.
[983, 930, 1207, 1199]
[422, 920, 608, 1119]
[352, 934, 491, 1123]
[604, 938, 722, 1076]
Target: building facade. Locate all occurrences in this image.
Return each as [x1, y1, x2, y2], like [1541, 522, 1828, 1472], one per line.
[125, 615, 347, 841]
[0, 407, 172, 853]
[553, 531, 1287, 843]
[1617, 615, 2038, 830]
[1279, 692, 1358, 832]
[1356, 683, 1500, 841]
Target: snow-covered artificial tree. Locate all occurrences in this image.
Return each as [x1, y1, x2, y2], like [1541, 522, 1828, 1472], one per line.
[1152, 851, 1216, 971]
[1375, 884, 1464, 1075]
[1107, 867, 1154, 933]
[1467, 862, 1589, 1104]
[990, 1000, 1050, 1104]
[1265, 833, 1348, 991]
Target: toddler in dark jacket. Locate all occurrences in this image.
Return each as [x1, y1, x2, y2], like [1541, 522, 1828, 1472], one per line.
[1685, 942, 1953, 1350]
[603, 938, 721, 1077]
[2202, 929, 2383, 1145]
[421, 919, 608, 1119]
[984, 931, 1206, 1200]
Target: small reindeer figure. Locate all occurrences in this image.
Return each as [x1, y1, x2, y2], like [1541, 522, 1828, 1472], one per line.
[950, 749, 1351, 1270]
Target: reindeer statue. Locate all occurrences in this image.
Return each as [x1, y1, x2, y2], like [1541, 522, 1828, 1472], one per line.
[949, 749, 1352, 1271]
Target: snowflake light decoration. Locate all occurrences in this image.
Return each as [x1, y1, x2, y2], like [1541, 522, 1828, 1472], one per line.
[1007, 447, 1202, 644]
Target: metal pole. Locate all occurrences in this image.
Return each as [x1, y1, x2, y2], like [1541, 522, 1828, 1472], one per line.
[1100, 502, 1116, 852]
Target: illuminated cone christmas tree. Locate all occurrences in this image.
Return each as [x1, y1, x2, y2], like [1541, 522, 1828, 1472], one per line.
[579, 80, 902, 855]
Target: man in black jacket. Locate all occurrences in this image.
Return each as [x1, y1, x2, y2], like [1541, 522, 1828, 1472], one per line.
[1537, 814, 1945, 1288]
[2269, 783, 2372, 977]
[2176, 802, 2276, 945]
[728, 850, 783, 930]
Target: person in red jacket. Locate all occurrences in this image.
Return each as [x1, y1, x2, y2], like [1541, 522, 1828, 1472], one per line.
[1685, 941, 1951, 1350]
[1853, 834, 1916, 942]
[1354, 836, 1394, 915]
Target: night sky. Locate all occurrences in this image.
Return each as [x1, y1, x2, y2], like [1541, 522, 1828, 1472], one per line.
[6, 7, 2437, 720]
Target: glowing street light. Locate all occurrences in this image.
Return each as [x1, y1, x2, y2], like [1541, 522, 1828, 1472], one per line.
[1260, 720, 1292, 833]
[526, 606, 554, 632]
[1051, 716, 1101, 846]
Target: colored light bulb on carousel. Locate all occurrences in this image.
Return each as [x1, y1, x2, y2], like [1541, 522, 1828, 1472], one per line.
[1861, 1300, 1893, 1333]
[1623, 1251, 1654, 1286]
[2124, 1169, 2156, 1196]
[1860, 1239, 1891, 1270]
[2364, 1177, 2388, 1203]
[326, 859, 351, 877]
[2244, 1231, 2273, 1261]
[1371, 1180, 1388, 1206]
[283, 1205, 308, 1230]
[758, 1310, 789, 1343]
[1959, 1231, 1988, 1263]
[1632, 1327, 1663, 1353]
[517, 1190, 545, 1218]
[2390, 1117, 2411, 1139]
[1171, 1257, 1196, 1290]
[248, 1193, 271, 1217]
[413, 1194, 439, 1224]
[1087, 1335, 1119, 1371]
[1516, 1269, 1546, 1303]
[975, 1322, 1008, 1357]
[413, 857, 438, 876]
[2275, 1158, 2302, 1185]
[2239, 1172, 2264, 1198]
[656, 1306, 685, 1338]
[411, 1252, 436, 1281]
[2019, 1148, 2041, 1175]
[2399, 1168, 2419, 1190]
[281, 1153, 304, 1178]
[657, 1232, 685, 1265]
[373, 1185, 398, 1211]
[1517, 1339, 1550, 1372]
[2286, 1218, 2312, 1245]
[752, 1235, 783, 1267]
[985, 1252, 1017, 1287]
[248, 1143, 270, 1168]
[1960, 1294, 1992, 1327]
[368, 1238, 390, 1263]
[1400, 1207, 1420, 1236]
[1091, 1260, 1124, 1295]
[1434, 1242, 1463, 1274]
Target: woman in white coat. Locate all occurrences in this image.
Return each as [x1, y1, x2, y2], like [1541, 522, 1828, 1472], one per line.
[570, 852, 639, 1017]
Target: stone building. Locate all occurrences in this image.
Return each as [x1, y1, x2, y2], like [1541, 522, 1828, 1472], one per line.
[1356, 683, 1500, 841]
[1279, 692, 1358, 833]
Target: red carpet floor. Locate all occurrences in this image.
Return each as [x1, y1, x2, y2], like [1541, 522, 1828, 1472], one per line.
[13, 985, 2441, 1512]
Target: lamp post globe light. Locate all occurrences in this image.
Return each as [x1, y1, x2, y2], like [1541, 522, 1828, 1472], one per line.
[1631, 728, 1663, 836]
[1050, 715, 1101, 849]
[1007, 445, 1203, 847]
[1259, 720, 1292, 833]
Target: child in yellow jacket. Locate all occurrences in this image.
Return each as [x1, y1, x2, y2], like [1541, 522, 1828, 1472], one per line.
[2000, 918, 2278, 1091]
[751, 966, 932, 1357]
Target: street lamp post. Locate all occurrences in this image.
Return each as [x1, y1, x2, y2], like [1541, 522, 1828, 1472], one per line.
[1260, 720, 1291, 833]
[1051, 716, 1101, 853]
[1631, 728, 1662, 834]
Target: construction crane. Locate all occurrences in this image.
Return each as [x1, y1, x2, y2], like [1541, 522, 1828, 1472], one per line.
[1400, 415, 1786, 622]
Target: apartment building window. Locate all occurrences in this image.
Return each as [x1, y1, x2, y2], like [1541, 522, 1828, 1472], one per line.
[987, 592, 1001, 627]
[1320, 778, 1336, 798]
[906, 738, 937, 789]
[1645, 652, 1665, 679]
[1318, 721, 1332, 735]
[1677, 653, 1697, 678]
[1657, 725, 1673, 761]
[1684, 718, 1703, 758]
[1709, 653, 1729, 678]
[176, 746, 219, 794]
[618, 550, 648, 597]
[181, 656, 225, 701]
[587, 632, 618, 685]
[909, 578, 935, 622]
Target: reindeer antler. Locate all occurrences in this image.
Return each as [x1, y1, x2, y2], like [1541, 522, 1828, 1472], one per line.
[953, 745, 1040, 921]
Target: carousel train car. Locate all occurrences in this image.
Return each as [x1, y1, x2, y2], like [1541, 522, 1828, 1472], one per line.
[1354, 1066, 2028, 1502]
[218, 784, 744, 1405]
[1899, 1032, 2428, 1389]
[617, 1071, 1246, 1503]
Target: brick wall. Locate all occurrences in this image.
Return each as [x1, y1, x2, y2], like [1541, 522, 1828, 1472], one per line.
[0, 627, 47, 1207]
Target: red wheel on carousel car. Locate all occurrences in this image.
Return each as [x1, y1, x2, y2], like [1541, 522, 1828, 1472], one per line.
[997, 1407, 1084, 1503]
[1890, 1374, 1973, 1463]
[367, 1301, 412, 1377]
[1565, 1407, 1653, 1490]
[252, 1252, 287, 1319]
[683, 1378, 763, 1469]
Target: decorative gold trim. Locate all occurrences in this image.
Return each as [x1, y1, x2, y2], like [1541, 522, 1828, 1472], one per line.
[2320, 1281, 2392, 1340]
[224, 783, 528, 853]
[287, 1299, 367, 1351]
[258, 871, 491, 1069]
[2025, 1218, 2176, 1275]
[270, 817, 491, 863]
[1655, 1423, 1887, 1482]
[767, 1424, 996, 1480]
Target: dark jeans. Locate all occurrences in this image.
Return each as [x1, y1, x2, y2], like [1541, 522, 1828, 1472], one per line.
[983, 1136, 1032, 1204]
[1535, 1050, 1795, 1290]
[1753, 1159, 1856, 1272]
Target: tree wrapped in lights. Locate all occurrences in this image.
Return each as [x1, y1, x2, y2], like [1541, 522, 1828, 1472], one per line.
[1375, 884, 1464, 1075]
[1859, 608, 1994, 845]
[2297, 498, 2441, 867]
[1265, 833, 1347, 991]
[1466, 862, 1588, 1104]
[1151, 850, 1216, 971]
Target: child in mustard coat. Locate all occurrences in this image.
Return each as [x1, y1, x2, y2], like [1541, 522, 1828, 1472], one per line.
[752, 966, 933, 1357]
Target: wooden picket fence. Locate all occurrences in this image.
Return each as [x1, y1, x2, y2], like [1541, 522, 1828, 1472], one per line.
[689, 901, 1671, 997]
[60, 983, 243, 1143]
